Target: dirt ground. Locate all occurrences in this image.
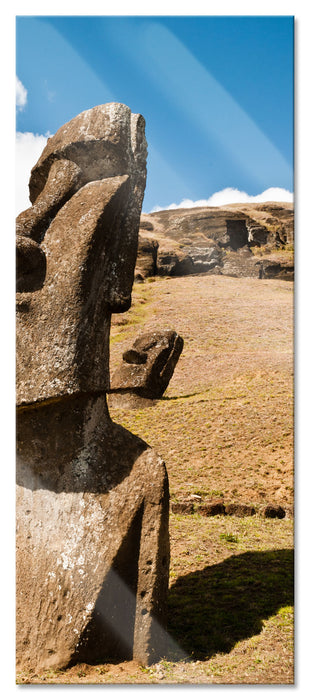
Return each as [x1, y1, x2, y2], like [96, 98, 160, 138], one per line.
[17, 274, 294, 685]
[110, 275, 294, 509]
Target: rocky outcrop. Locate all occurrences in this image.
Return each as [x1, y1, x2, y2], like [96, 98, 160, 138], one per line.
[260, 259, 294, 281]
[136, 202, 294, 280]
[110, 329, 184, 400]
[16, 104, 170, 672]
[157, 250, 194, 276]
[135, 235, 158, 278]
[170, 499, 290, 519]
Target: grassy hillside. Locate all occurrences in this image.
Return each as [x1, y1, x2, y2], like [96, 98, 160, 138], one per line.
[110, 275, 293, 510]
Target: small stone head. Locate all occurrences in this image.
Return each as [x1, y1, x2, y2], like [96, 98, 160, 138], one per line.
[111, 330, 184, 399]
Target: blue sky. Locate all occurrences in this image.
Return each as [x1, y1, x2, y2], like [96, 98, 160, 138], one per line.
[16, 15, 294, 213]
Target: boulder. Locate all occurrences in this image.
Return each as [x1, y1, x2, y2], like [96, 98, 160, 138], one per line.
[110, 329, 184, 399]
[198, 500, 225, 516]
[247, 221, 270, 247]
[260, 260, 294, 280]
[263, 505, 286, 519]
[16, 104, 170, 672]
[171, 502, 194, 515]
[186, 245, 223, 273]
[225, 503, 256, 517]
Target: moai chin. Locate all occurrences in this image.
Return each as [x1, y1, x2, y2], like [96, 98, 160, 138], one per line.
[16, 104, 170, 672]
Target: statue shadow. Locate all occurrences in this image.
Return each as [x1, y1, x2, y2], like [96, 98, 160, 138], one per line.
[161, 392, 201, 401]
[167, 548, 294, 661]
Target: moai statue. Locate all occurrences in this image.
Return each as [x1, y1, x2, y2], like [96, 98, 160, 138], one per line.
[16, 104, 170, 672]
[110, 329, 184, 400]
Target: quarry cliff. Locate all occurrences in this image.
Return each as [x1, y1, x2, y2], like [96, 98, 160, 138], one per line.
[136, 201, 294, 281]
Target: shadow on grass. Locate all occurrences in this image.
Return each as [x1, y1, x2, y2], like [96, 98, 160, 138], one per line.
[160, 392, 202, 401]
[167, 548, 293, 661]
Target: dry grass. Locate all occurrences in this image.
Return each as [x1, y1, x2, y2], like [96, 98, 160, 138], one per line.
[110, 275, 294, 508]
[17, 274, 294, 685]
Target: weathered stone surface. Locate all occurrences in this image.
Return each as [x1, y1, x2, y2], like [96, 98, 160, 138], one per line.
[221, 250, 260, 279]
[110, 329, 184, 399]
[16, 235, 47, 292]
[17, 176, 134, 405]
[263, 505, 286, 519]
[247, 221, 270, 247]
[28, 103, 147, 206]
[135, 235, 158, 278]
[260, 259, 294, 281]
[171, 502, 194, 515]
[16, 104, 170, 671]
[17, 397, 169, 670]
[185, 245, 223, 273]
[198, 500, 225, 516]
[225, 503, 256, 517]
[139, 203, 294, 250]
[157, 249, 194, 276]
[137, 202, 294, 280]
[16, 158, 83, 243]
[16, 103, 147, 407]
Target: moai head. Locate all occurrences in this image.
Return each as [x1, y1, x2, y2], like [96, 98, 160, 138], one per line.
[111, 330, 184, 399]
[16, 104, 147, 406]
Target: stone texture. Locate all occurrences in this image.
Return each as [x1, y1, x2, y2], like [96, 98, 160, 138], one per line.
[171, 502, 194, 515]
[260, 260, 294, 281]
[185, 245, 223, 273]
[136, 202, 294, 280]
[135, 235, 158, 278]
[16, 103, 148, 407]
[17, 398, 169, 670]
[16, 158, 83, 244]
[198, 500, 225, 516]
[110, 329, 184, 399]
[263, 505, 286, 519]
[225, 503, 256, 517]
[156, 249, 194, 276]
[16, 104, 170, 671]
[16, 235, 47, 293]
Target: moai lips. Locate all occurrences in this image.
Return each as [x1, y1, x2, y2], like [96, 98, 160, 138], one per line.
[16, 104, 170, 672]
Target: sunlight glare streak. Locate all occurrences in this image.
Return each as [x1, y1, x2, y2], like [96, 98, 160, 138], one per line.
[140, 22, 293, 189]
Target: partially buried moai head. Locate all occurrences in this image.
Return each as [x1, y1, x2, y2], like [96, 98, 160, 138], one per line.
[111, 330, 184, 399]
[16, 103, 147, 407]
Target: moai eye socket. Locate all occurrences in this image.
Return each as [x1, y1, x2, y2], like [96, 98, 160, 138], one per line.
[16, 235, 46, 293]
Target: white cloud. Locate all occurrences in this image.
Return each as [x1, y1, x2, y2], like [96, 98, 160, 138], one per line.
[16, 77, 27, 111]
[15, 132, 50, 214]
[150, 187, 294, 213]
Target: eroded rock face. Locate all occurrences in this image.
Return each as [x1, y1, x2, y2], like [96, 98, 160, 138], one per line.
[135, 235, 158, 279]
[136, 202, 294, 280]
[16, 104, 170, 671]
[110, 330, 184, 399]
